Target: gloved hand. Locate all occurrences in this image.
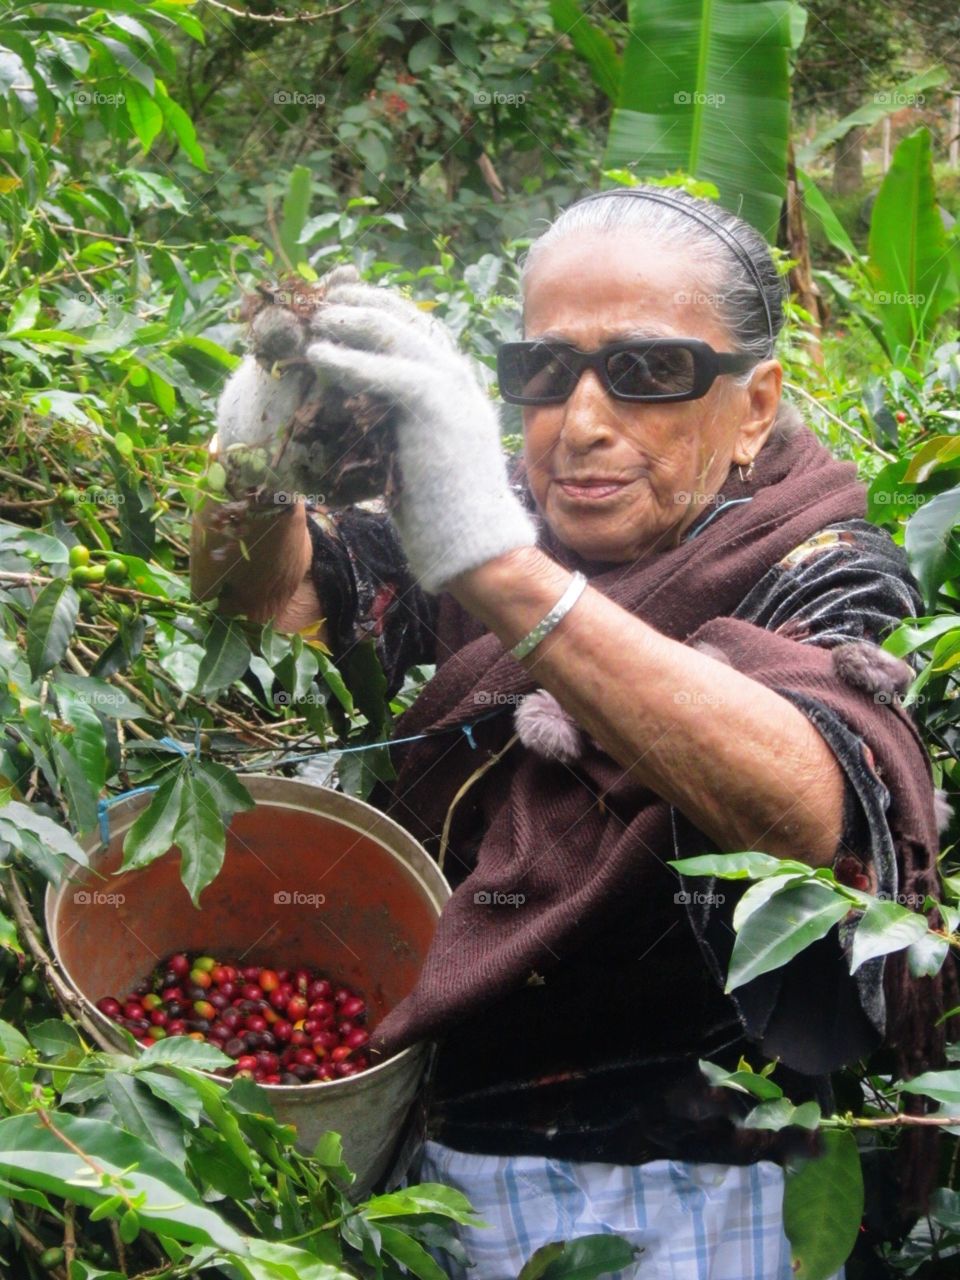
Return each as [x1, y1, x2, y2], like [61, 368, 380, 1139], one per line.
[302, 279, 538, 593]
[213, 265, 362, 508]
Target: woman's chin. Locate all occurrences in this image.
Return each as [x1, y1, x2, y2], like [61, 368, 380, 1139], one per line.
[544, 503, 676, 565]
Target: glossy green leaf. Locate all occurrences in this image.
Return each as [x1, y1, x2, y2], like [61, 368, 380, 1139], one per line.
[121, 773, 182, 870]
[850, 898, 930, 974]
[549, 0, 621, 102]
[194, 614, 252, 696]
[177, 768, 226, 906]
[726, 881, 850, 992]
[26, 578, 78, 680]
[783, 1130, 863, 1280]
[904, 484, 960, 607]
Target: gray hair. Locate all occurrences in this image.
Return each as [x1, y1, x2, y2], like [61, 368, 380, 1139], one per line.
[518, 185, 787, 375]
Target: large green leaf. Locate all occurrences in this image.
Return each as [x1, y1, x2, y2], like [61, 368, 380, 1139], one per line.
[26, 577, 78, 680]
[0, 1112, 245, 1249]
[850, 898, 929, 974]
[280, 165, 313, 268]
[176, 768, 226, 907]
[866, 128, 960, 360]
[549, 1, 622, 103]
[194, 614, 252, 697]
[726, 880, 850, 992]
[904, 484, 960, 608]
[603, 0, 796, 237]
[783, 1130, 863, 1280]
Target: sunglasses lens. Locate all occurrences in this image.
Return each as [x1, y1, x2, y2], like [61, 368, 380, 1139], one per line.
[500, 345, 577, 402]
[606, 345, 697, 398]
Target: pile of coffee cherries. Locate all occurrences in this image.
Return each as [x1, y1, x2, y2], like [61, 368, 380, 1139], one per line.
[95, 953, 371, 1085]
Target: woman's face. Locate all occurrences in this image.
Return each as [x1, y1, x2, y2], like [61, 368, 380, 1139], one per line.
[520, 230, 781, 563]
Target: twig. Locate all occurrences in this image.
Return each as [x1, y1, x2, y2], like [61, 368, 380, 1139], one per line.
[201, 0, 358, 21]
[0, 870, 105, 1043]
[826, 1111, 960, 1129]
[784, 379, 897, 462]
[439, 732, 519, 872]
[64, 1201, 76, 1273]
[12, 1217, 67, 1280]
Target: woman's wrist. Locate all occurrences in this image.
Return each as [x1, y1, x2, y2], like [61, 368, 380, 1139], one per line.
[447, 547, 580, 653]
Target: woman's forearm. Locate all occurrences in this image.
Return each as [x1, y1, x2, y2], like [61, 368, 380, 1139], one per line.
[449, 547, 845, 867]
[190, 496, 329, 643]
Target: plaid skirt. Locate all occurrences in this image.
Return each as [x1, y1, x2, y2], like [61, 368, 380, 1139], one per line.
[415, 1140, 846, 1280]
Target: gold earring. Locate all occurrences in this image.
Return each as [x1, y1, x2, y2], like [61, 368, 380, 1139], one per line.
[737, 459, 755, 483]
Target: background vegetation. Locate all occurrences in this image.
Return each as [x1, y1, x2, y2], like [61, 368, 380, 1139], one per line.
[0, 0, 960, 1277]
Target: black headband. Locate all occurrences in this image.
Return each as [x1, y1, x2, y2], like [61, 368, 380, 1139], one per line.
[573, 188, 776, 351]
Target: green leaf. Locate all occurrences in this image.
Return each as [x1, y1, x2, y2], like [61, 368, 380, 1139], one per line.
[408, 34, 441, 73]
[669, 851, 805, 880]
[850, 898, 930, 974]
[726, 881, 850, 992]
[743, 1099, 821, 1131]
[797, 171, 857, 260]
[54, 685, 107, 795]
[521, 1233, 640, 1280]
[365, 1183, 488, 1227]
[280, 165, 313, 268]
[54, 674, 148, 720]
[603, 0, 795, 237]
[53, 739, 99, 834]
[137, 1037, 232, 1072]
[549, 0, 621, 102]
[194, 614, 252, 696]
[904, 484, 960, 607]
[0, 1113, 245, 1249]
[377, 1222, 448, 1280]
[783, 1130, 863, 1280]
[866, 128, 960, 359]
[121, 773, 183, 871]
[907, 929, 949, 979]
[900, 1068, 960, 1108]
[798, 67, 950, 165]
[6, 285, 40, 336]
[26, 578, 79, 680]
[733, 872, 811, 930]
[177, 769, 226, 906]
[0, 801, 88, 865]
[124, 81, 164, 151]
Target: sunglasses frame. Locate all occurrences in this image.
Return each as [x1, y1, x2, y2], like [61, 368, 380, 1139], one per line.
[496, 338, 759, 406]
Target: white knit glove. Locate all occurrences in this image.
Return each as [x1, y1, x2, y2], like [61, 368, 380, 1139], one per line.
[213, 265, 361, 505]
[302, 280, 538, 593]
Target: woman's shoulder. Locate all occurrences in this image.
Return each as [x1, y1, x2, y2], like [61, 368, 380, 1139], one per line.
[734, 516, 923, 648]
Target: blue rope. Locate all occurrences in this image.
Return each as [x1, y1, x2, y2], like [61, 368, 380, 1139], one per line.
[96, 712, 506, 843]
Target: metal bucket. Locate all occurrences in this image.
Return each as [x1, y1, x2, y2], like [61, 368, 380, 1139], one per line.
[44, 774, 450, 1197]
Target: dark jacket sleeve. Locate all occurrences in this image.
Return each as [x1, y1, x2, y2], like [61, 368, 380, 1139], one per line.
[675, 517, 928, 1074]
[304, 504, 440, 700]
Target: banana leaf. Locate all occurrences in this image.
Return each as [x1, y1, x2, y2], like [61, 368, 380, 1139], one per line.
[603, 0, 800, 238]
[866, 128, 960, 361]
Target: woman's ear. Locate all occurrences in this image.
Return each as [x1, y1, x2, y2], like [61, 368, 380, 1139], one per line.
[733, 359, 782, 465]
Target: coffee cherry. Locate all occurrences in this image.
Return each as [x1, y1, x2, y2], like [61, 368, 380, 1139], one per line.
[68, 544, 90, 569]
[340, 996, 366, 1020]
[225, 1037, 246, 1058]
[97, 996, 121, 1018]
[287, 995, 308, 1022]
[344, 1028, 369, 1050]
[190, 968, 212, 989]
[258, 969, 279, 992]
[273, 1019, 293, 1042]
[104, 558, 128, 585]
[169, 954, 191, 978]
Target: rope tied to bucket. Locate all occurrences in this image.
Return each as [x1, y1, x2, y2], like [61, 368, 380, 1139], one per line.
[96, 713, 503, 844]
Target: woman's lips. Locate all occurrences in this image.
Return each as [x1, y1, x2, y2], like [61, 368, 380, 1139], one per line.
[556, 478, 630, 501]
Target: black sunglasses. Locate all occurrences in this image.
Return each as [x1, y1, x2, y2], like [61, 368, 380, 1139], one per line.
[496, 338, 758, 405]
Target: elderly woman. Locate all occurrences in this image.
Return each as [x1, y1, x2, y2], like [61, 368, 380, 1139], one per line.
[192, 186, 950, 1279]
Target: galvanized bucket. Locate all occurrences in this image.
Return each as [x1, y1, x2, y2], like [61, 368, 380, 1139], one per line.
[44, 774, 450, 1197]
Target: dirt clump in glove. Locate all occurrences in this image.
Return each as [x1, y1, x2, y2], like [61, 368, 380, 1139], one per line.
[232, 274, 400, 507]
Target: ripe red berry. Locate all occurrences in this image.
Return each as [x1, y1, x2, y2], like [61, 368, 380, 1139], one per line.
[97, 997, 121, 1019]
[330, 1045, 353, 1063]
[344, 1028, 369, 1050]
[294, 1048, 317, 1066]
[241, 984, 263, 1002]
[340, 996, 366, 1020]
[241, 966, 261, 983]
[168, 954, 190, 978]
[259, 969, 280, 992]
[307, 979, 332, 1002]
[333, 987, 352, 1005]
[272, 1019, 293, 1042]
[287, 996, 308, 1022]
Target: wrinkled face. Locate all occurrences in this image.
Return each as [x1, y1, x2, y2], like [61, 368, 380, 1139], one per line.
[521, 230, 763, 563]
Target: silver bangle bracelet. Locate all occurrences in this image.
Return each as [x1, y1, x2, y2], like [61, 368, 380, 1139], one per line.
[510, 571, 588, 660]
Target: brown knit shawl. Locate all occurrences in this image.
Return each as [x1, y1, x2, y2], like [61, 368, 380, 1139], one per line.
[370, 424, 949, 1159]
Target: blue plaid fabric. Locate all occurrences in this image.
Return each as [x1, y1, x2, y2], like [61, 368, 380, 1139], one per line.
[416, 1140, 846, 1280]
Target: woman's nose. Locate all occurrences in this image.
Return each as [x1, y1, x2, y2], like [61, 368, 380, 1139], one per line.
[559, 368, 619, 451]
